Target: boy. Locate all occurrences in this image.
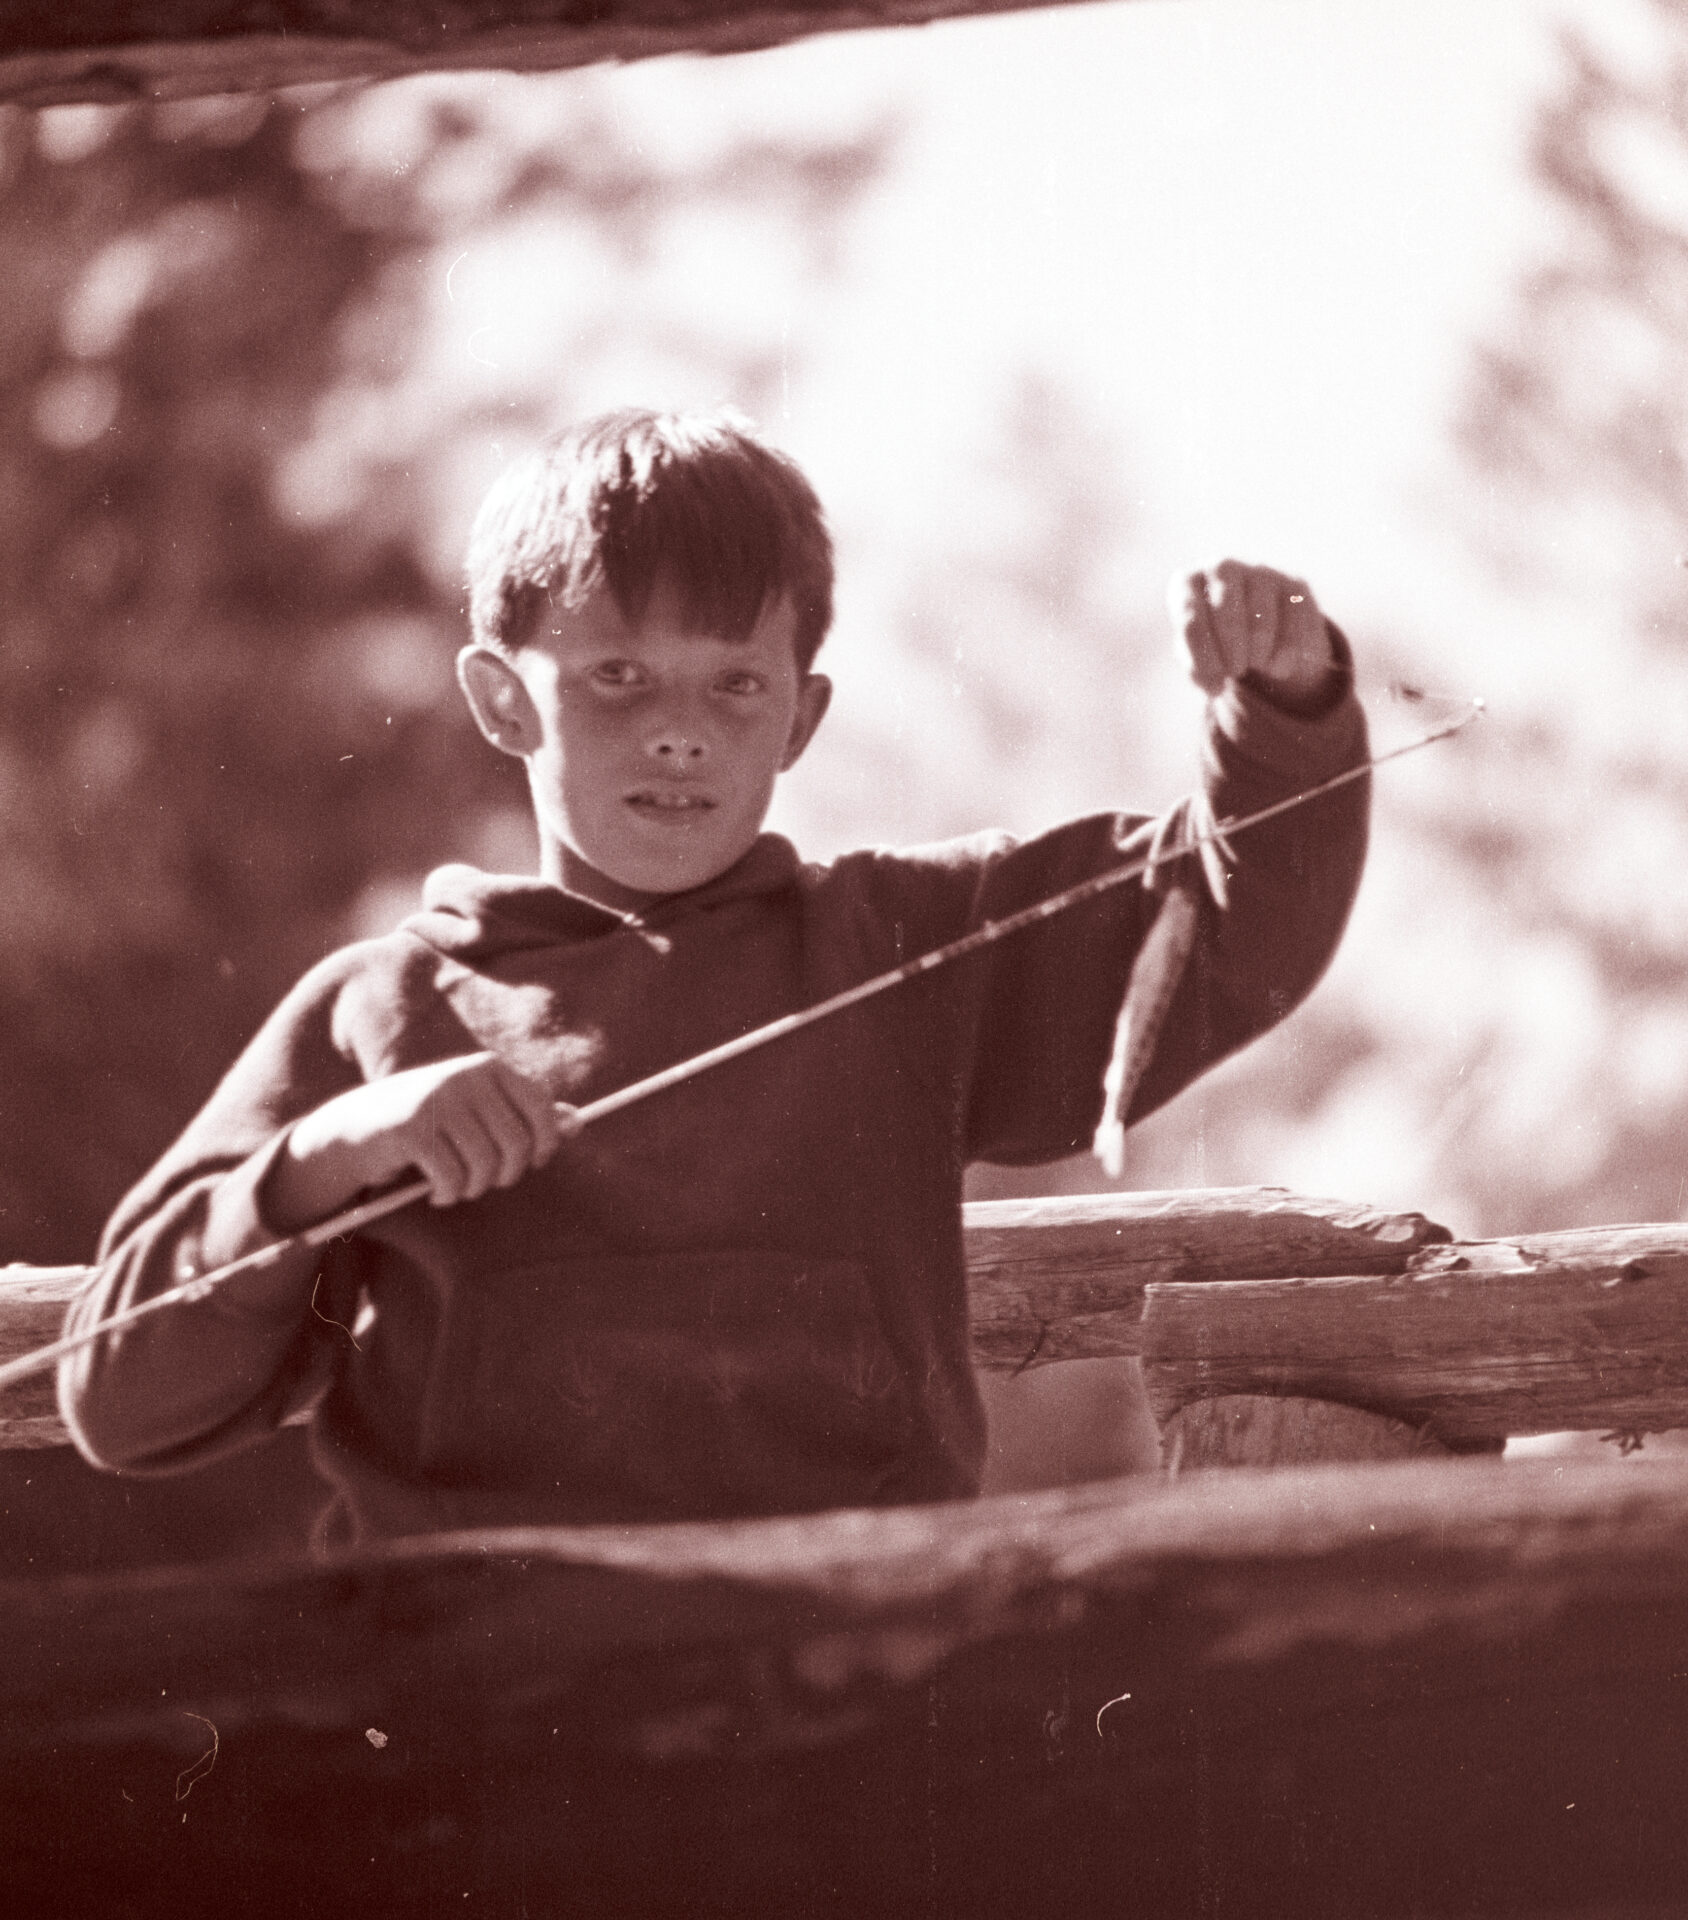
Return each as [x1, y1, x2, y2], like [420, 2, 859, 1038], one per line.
[60, 409, 1368, 1541]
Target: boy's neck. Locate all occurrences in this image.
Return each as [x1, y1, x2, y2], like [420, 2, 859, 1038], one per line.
[547, 842, 669, 916]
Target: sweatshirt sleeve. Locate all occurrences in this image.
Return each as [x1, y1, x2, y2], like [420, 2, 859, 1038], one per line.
[57, 948, 377, 1476]
[961, 636, 1370, 1164]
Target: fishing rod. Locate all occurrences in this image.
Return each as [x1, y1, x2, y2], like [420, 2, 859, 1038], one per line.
[1, 697, 1483, 1396]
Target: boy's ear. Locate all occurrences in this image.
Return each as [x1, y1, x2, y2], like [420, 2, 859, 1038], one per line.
[458, 645, 539, 758]
[780, 673, 832, 771]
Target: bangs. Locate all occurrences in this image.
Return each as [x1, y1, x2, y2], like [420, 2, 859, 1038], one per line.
[592, 457, 792, 641]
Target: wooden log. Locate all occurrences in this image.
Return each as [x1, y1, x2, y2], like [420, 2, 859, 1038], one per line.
[1140, 1223, 1688, 1444]
[0, 1188, 1446, 1447]
[962, 1186, 1448, 1370]
[19, 1199, 1688, 1449]
[8, 1457, 1688, 1914]
[0, 0, 1112, 110]
[0, 1265, 82, 1449]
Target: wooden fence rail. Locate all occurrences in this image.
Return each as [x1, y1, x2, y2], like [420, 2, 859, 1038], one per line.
[9, 1189, 1688, 1911]
[0, 0, 1106, 109]
[8, 1186, 1688, 1450]
[9, 1454, 1688, 1915]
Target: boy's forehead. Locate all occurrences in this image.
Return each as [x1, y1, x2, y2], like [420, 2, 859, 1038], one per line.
[549, 579, 799, 656]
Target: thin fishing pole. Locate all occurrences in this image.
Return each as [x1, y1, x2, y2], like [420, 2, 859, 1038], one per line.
[1, 700, 1482, 1395]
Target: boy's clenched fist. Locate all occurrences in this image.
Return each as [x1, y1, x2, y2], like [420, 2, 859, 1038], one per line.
[1170, 559, 1337, 714]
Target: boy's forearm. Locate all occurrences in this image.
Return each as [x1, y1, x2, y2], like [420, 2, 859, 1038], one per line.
[1189, 666, 1368, 1028]
[1201, 620, 1365, 825]
[260, 1125, 379, 1235]
[59, 1128, 329, 1473]
[60, 961, 367, 1473]
[1108, 659, 1368, 1122]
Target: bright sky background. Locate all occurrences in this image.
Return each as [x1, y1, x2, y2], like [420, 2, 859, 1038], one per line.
[785, 0, 1555, 622]
[469, 0, 1579, 706]
[413, 0, 1624, 802]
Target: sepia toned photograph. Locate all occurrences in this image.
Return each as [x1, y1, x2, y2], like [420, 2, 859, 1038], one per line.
[4, 0, 1688, 1913]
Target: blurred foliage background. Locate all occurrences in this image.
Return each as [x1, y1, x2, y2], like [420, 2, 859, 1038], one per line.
[0, 79, 892, 1261]
[6, 0, 1688, 1489]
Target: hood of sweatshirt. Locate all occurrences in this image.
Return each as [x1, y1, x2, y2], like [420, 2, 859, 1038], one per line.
[402, 833, 804, 963]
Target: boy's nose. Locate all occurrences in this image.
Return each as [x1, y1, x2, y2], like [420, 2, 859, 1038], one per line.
[647, 730, 708, 763]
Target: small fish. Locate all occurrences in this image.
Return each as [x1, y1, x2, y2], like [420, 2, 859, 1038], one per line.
[1093, 881, 1200, 1179]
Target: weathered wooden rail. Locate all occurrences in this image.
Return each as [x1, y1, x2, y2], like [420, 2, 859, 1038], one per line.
[0, 0, 1114, 109]
[9, 1457, 1688, 1915]
[8, 1187, 1688, 1914]
[9, 1185, 1688, 1450]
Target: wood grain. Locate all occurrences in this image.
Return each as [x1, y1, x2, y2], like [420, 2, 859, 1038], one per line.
[14, 1197, 1688, 1448]
[1140, 1224, 1688, 1442]
[15, 1451, 1672, 1751]
[0, 1265, 80, 1447]
[0, 0, 1108, 108]
[0, 1188, 1447, 1445]
[963, 1186, 1448, 1370]
[1158, 1392, 1457, 1471]
[9, 1458, 1688, 1914]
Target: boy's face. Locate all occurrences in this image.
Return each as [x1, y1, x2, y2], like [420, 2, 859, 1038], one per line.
[459, 578, 830, 906]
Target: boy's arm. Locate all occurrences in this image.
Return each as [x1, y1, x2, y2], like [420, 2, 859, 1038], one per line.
[57, 953, 374, 1473]
[962, 563, 1369, 1162]
[1119, 580, 1368, 1122]
[59, 946, 567, 1476]
[264, 1050, 568, 1231]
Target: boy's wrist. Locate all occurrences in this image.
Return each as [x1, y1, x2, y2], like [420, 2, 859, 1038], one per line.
[1239, 620, 1352, 721]
[1241, 663, 1343, 719]
[260, 1116, 385, 1236]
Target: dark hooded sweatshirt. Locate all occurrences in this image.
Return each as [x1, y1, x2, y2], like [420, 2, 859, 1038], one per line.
[60, 670, 1368, 1540]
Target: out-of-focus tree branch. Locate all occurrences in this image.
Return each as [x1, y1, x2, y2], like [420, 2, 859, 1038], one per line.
[0, 87, 893, 1262]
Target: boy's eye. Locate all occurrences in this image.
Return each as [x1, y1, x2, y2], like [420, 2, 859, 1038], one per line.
[716, 670, 766, 696]
[589, 660, 645, 689]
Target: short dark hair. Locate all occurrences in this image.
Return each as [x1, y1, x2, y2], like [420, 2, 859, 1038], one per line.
[465, 409, 834, 671]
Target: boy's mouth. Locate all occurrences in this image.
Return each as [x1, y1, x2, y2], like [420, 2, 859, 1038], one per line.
[626, 788, 717, 818]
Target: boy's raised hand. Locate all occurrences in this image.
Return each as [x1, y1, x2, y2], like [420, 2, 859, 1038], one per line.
[265, 1052, 577, 1233]
[1170, 559, 1337, 714]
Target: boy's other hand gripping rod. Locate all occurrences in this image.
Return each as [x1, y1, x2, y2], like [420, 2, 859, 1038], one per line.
[2, 698, 1482, 1395]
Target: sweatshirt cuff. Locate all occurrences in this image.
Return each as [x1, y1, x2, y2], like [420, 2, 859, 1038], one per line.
[1208, 622, 1365, 784]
